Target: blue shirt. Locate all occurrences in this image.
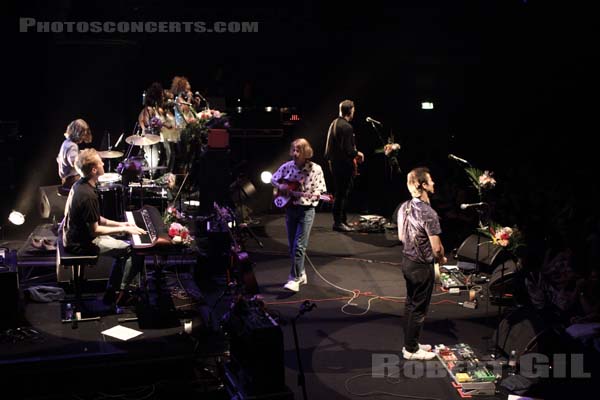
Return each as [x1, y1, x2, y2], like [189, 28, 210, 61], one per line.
[397, 198, 442, 264]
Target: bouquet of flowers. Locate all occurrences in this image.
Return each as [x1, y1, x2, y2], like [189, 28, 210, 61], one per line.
[180, 109, 228, 148]
[163, 205, 183, 226]
[478, 222, 524, 257]
[465, 167, 496, 194]
[168, 222, 192, 245]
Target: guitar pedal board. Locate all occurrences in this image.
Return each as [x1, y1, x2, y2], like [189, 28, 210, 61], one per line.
[435, 343, 499, 397]
[439, 268, 469, 290]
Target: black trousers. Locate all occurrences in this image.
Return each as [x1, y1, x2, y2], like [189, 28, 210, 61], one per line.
[329, 160, 354, 225]
[402, 257, 435, 353]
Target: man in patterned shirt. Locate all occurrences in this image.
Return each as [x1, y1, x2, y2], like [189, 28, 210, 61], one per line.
[271, 138, 327, 292]
[397, 167, 447, 360]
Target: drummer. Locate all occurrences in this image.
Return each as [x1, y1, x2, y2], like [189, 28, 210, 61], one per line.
[56, 119, 92, 193]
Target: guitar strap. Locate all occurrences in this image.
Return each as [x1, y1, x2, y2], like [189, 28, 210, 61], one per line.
[324, 118, 338, 160]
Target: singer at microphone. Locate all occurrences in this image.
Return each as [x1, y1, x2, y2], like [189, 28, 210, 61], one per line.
[366, 116, 382, 125]
[460, 202, 487, 210]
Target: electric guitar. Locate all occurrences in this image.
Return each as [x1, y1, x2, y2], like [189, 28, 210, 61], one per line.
[273, 180, 334, 208]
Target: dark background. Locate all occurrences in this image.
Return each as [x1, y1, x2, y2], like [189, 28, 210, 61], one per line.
[1, 0, 598, 256]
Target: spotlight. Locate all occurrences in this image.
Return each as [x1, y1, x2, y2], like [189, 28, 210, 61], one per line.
[421, 102, 434, 110]
[8, 211, 25, 226]
[260, 171, 272, 184]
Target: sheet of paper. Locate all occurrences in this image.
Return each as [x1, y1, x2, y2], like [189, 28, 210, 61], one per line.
[101, 325, 143, 341]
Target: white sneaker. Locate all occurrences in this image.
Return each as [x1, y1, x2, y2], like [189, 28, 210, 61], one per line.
[288, 273, 307, 285]
[402, 347, 436, 360]
[283, 280, 300, 292]
[418, 343, 432, 352]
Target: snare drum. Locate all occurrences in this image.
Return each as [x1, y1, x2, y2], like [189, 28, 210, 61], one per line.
[97, 172, 122, 186]
[97, 184, 124, 221]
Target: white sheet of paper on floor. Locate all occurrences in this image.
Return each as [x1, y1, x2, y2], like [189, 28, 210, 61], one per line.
[101, 325, 143, 341]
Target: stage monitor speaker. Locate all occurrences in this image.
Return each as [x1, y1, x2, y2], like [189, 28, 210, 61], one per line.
[456, 234, 507, 269]
[0, 258, 19, 329]
[224, 301, 285, 395]
[489, 259, 521, 297]
[494, 307, 549, 358]
[38, 185, 67, 219]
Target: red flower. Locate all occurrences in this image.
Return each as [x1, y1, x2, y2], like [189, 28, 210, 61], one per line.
[169, 227, 178, 237]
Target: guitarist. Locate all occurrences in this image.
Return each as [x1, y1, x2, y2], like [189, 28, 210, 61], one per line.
[324, 99, 365, 232]
[271, 138, 327, 292]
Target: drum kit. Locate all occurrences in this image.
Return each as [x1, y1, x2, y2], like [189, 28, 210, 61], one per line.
[97, 133, 170, 220]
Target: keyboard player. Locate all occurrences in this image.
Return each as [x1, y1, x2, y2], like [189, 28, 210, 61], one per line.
[61, 149, 147, 306]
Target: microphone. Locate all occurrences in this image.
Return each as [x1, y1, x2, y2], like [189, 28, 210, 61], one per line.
[448, 154, 469, 164]
[193, 91, 206, 100]
[366, 116, 382, 125]
[460, 202, 487, 210]
[177, 98, 193, 106]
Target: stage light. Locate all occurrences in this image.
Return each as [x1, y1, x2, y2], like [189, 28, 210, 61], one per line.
[265, 106, 273, 112]
[421, 102, 434, 110]
[260, 171, 272, 184]
[8, 211, 25, 226]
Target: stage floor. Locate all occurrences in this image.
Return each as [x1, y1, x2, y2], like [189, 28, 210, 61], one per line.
[1, 211, 595, 399]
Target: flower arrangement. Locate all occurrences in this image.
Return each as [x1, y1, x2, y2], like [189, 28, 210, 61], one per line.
[465, 167, 496, 194]
[163, 205, 183, 226]
[146, 116, 163, 136]
[180, 109, 229, 149]
[478, 222, 525, 257]
[168, 222, 192, 245]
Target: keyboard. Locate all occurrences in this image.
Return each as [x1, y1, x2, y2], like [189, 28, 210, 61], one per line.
[125, 205, 171, 248]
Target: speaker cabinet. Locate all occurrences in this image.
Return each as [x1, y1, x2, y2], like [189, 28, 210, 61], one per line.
[494, 307, 550, 357]
[224, 303, 285, 395]
[457, 234, 508, 270]
[489, 259, 521, 298]
[0, 255, 19, 329]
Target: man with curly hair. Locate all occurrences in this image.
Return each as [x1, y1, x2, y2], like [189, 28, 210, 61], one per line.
[56, 119, 92, 191]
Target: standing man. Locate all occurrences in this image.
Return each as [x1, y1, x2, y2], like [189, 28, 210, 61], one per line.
[324, 99, 364, 232]
[61, 148, 146, 305]
[397, 167, 447, 360]
[271, 138, 327, 292]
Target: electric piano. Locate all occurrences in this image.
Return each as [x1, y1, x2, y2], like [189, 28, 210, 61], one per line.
[125, 205, 172, 248]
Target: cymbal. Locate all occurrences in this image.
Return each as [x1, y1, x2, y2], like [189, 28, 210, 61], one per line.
[97, 150, 124, 159]
[125, 134, 161, 146]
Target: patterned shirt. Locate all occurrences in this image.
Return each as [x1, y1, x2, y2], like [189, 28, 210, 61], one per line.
[271, 160, 327, 207]
[397, 198, 442, 264]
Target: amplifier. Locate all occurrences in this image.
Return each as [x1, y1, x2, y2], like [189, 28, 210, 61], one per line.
[0, 252, 19, 329]
[222, 300, 285, 395]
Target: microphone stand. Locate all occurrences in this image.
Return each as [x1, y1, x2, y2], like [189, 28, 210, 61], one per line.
[291, 301, 316, 400]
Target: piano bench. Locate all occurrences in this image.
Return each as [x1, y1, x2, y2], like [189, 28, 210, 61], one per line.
[56, 239, 100, 323]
